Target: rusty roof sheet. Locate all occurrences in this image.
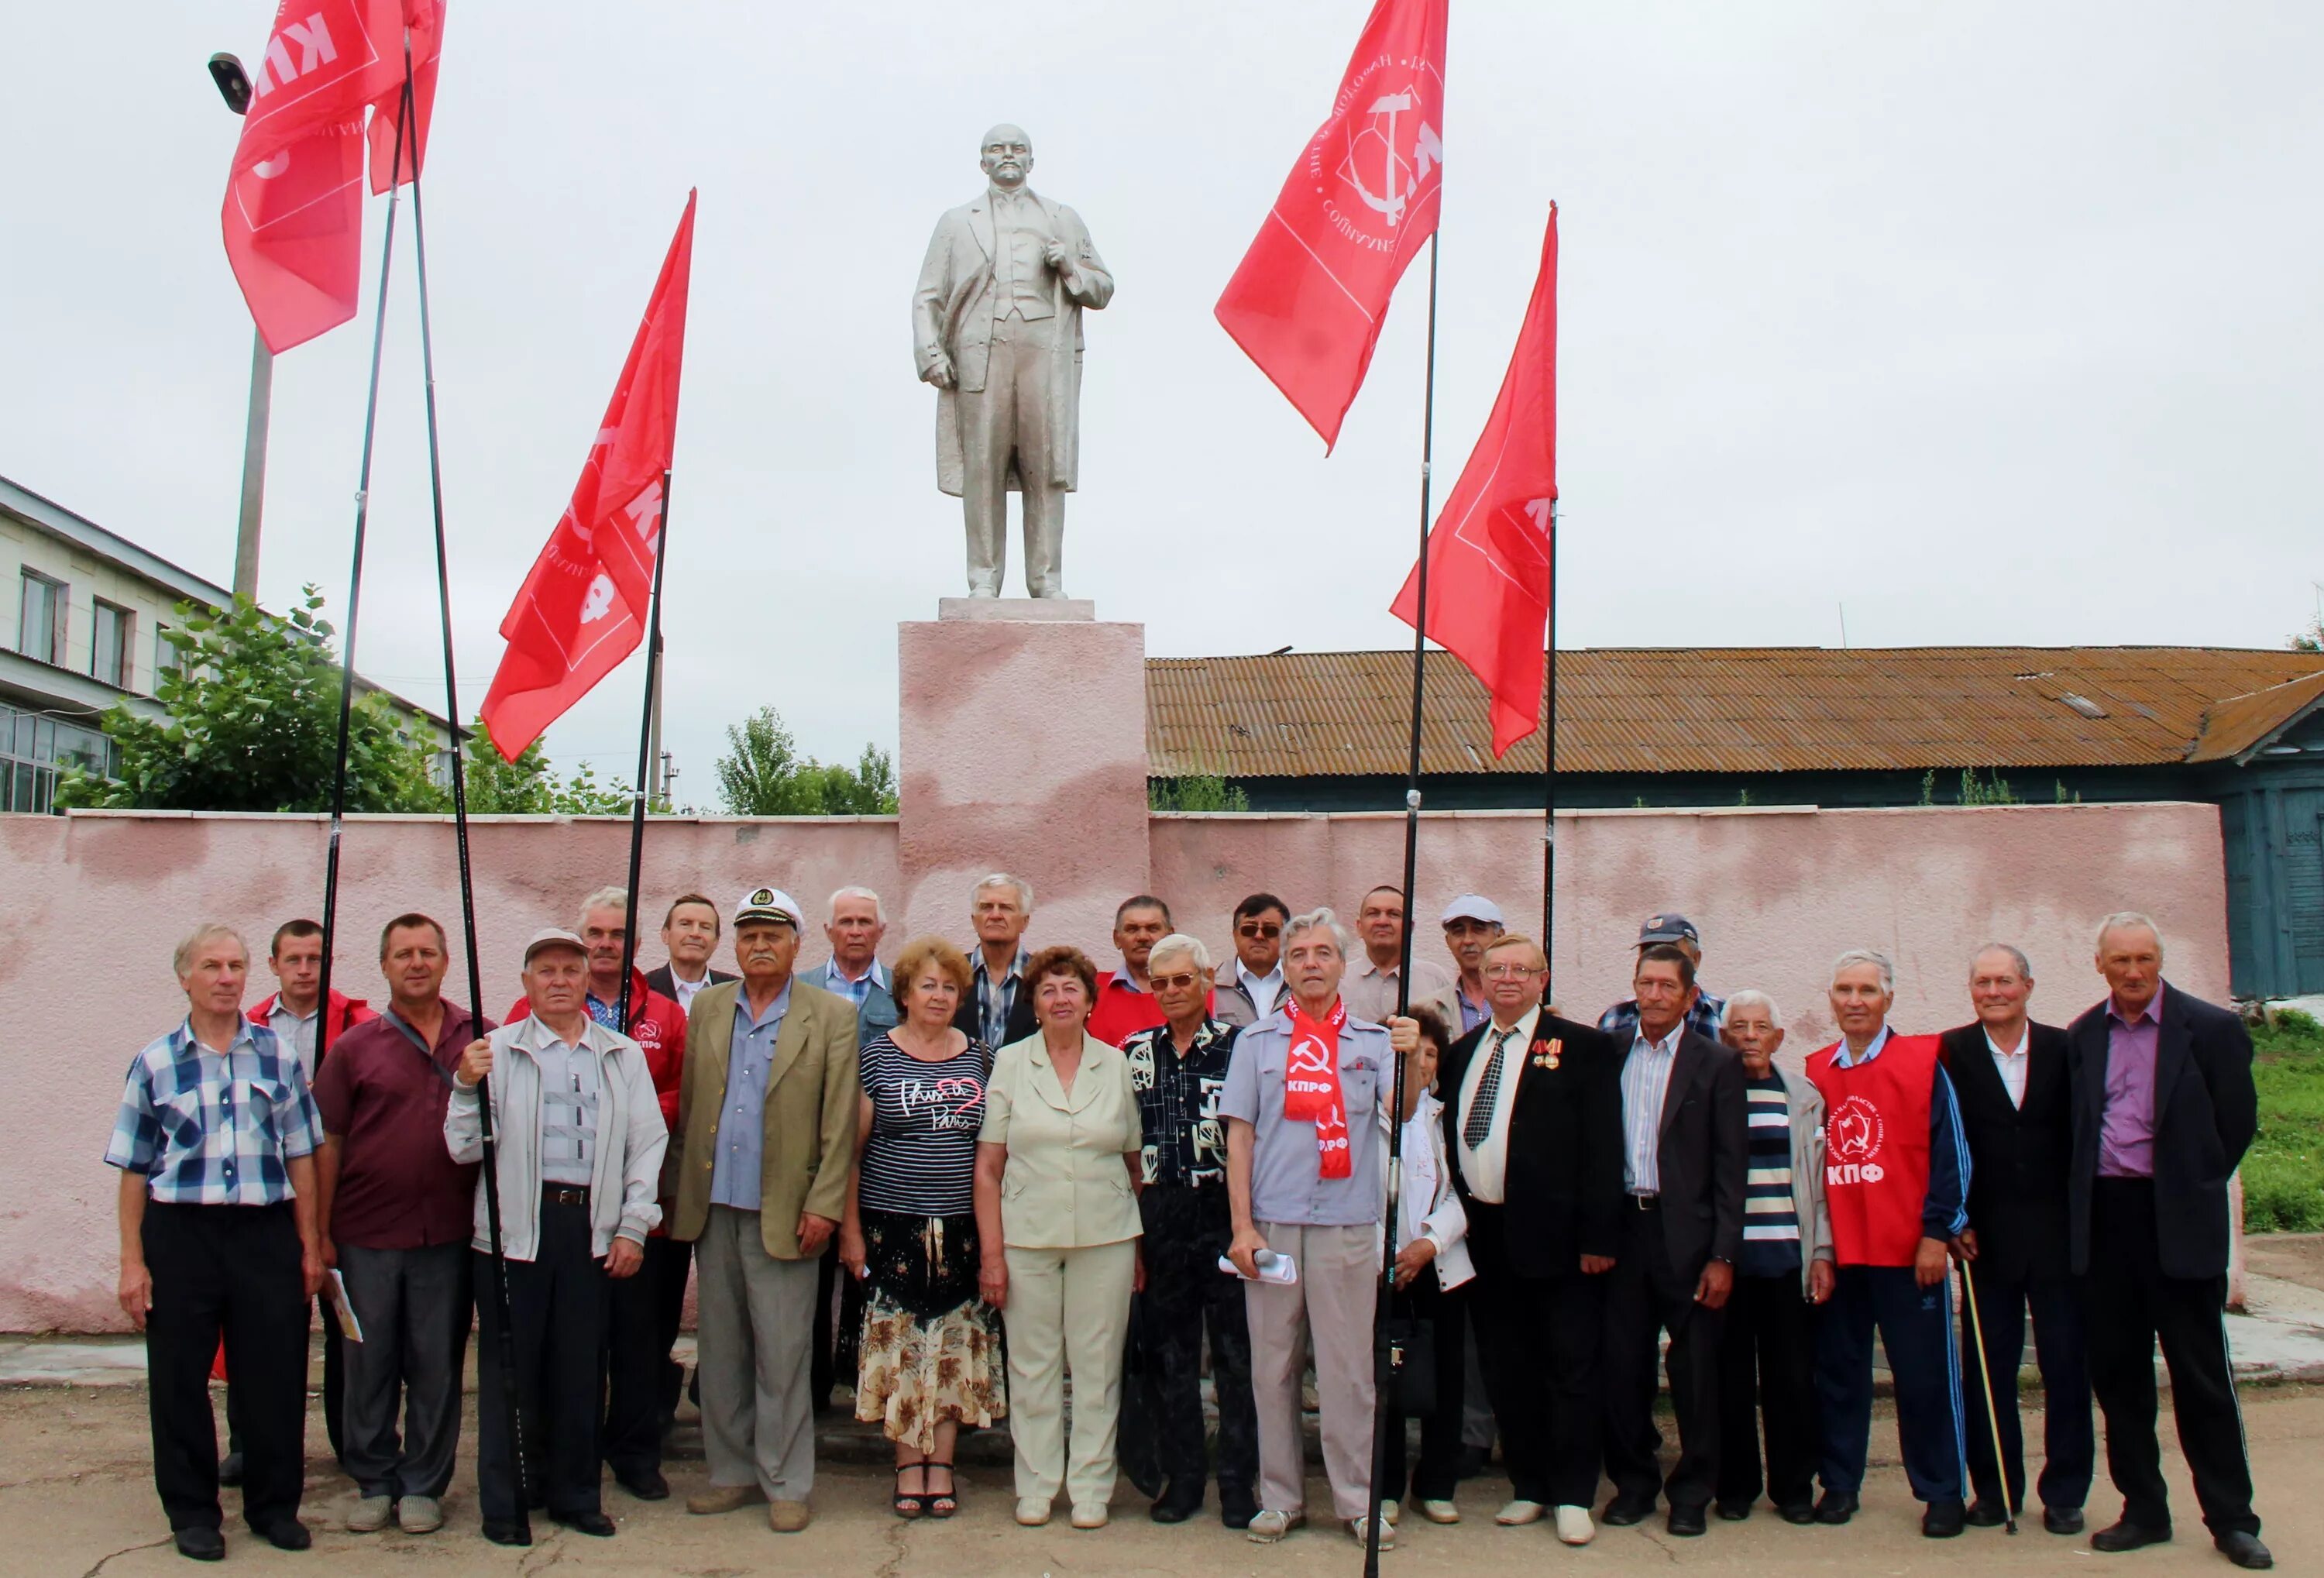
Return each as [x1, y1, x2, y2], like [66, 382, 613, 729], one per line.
[2185, 668, 2324, 764]
[1146, 646, 2324, 778]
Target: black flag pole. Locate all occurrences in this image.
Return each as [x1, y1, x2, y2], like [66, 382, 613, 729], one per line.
[1365, 228, 1442, 1578]
[311, 69, 411, 1054]
[614, 471, 675, 1029]
[401, 53, 531, 1546]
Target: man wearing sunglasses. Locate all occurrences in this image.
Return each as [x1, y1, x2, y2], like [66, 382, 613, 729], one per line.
[1214, 894, 1291, 1029]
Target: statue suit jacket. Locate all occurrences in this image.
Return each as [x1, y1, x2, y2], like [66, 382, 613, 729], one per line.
[913, 186, 1112, 495]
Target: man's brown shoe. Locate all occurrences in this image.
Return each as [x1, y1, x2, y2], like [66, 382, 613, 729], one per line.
[686, 1483, 762, 1516]
[768, 1500, 812, 1533]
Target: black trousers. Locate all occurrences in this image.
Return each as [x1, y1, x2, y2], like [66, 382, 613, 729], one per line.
[1380, 1267, 1470, 1502]
[1600, 1203, 1724, 1511]
[1135, 1183, 1258, 1494]
[476, 1200, 607, 1522]
[811, 1240, 841, 1408]
[225, 1292, 342, 1465]
[2085, 1177, 2258, 1537]
[1466, 1202, 1604, 1508]
[1714, 1269, 1819, 1510]
[1961, 1258, 2093, 1514]
[603, 1233, 689, 1477]
[144, 1202, 308, 1532]
[1815, 1264, 1965, 1503]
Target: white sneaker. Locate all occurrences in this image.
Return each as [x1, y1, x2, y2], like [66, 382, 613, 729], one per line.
[1070, 1503, 1109, 1529]
[396, 1494, 443, 1534]
[1015, 1497, 1052, 1526]
[1554, 1504, 1597, 1545]
[1495, 1498, 1545, 1526]
[346, 1494, 392, 1533]
[1380, 1500, 1402, 1526]
[1347, 1515, 1394, 1551]
[1246, 1508, 1305, 1543]
[1418, 1498, 1460, 1524]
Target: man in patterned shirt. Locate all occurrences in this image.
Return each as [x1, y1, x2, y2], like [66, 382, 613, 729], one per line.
[108, 922, 327, 1563]
[1120, 933, 1259, 1528]
[1599, 914, 1727, 1042]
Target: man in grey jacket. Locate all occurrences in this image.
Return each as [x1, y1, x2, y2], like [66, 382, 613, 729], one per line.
[449, 928, 668, 1546]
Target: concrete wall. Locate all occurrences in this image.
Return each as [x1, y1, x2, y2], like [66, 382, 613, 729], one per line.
[2, 799, 2228, 1331]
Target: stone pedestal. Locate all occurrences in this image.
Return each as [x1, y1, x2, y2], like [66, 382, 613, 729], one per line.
[897, 601, 1149, 949]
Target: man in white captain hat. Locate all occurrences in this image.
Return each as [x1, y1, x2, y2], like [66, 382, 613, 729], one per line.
[666, 888, 861, 1535]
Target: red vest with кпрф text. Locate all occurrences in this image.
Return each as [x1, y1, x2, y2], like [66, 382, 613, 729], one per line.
[1805, 1032, 1938, 1268]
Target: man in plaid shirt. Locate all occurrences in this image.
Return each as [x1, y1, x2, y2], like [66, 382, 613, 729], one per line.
[108, 922, 326, 1563]
[1598, 914, 1727, 1042]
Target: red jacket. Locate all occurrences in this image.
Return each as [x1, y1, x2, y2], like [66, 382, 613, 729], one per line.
[249, 988, 375, 1063]
[503, 967, 686, 1132]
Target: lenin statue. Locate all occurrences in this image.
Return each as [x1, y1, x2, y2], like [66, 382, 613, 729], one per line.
[913, 124, 1113, 598]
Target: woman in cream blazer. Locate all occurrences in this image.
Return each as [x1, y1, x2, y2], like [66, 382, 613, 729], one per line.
[974, 945, 1143, 1531]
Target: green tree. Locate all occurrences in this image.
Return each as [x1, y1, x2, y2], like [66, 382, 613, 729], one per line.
[1148, 773, 1250, 812]
[56, 589, 444, 813]
[2293, 614, 2322, 654]
[459, 717, 632, 815]
[715, 706, 899, 815]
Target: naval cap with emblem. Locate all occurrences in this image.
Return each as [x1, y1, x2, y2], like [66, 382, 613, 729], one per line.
[733, 886, 804, 930]
[1638, 913, 1700, 947]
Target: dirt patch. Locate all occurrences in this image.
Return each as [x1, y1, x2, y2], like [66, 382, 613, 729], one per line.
[2247, 1233, 2324, 1291]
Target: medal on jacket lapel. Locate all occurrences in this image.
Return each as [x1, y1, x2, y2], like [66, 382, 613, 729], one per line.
[1531, 1037, 1563, 1071]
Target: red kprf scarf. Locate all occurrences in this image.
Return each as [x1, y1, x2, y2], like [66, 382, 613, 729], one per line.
[1282, 998, 1353, 1180]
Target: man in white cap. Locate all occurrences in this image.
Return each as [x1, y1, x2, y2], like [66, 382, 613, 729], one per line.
[1439, 896, 1507, 1037]
[668, 889, 861, 1535]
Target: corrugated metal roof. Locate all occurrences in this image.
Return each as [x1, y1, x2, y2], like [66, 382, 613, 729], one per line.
[1146, 647, 2324, 778]
[2186, 669, 2324, 764]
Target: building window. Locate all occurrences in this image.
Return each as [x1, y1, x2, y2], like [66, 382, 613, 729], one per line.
[17, 571, 64, 665]
[0, 703, 115, 813]
[156, 625, 183, 686]
[91, 600, 131, 687]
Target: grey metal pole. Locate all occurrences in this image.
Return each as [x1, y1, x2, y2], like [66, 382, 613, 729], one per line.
[232, 328, 273, 603]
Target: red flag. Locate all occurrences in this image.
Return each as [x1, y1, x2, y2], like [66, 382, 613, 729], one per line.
[370, 1, 446, 192]
[1391, 205, 1559, 756]
[1215, 0, 1448, 450]
[480, 194, 698, 761]
[221, 1, 441, 352]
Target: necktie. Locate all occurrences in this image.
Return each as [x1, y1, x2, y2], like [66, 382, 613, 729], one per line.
[1464, 1028, 1514, 1150]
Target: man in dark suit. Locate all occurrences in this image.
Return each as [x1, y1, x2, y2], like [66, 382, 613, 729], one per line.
[2067, 913, 2268, 1569]
[645, 892, 737, 1012]
[1939, 943, 2091, 1534]
[1403, 933, 1624, 1547]
[1598, 945, 1746, 1536]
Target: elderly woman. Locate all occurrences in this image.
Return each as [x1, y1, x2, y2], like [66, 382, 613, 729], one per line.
[840, 937, 1002, 1521]
[975, 945, 1143, 1531]
[1713, 990, 1833, 1524]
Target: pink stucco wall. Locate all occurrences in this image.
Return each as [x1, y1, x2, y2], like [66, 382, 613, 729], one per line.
[2, 799, 2229, 1331]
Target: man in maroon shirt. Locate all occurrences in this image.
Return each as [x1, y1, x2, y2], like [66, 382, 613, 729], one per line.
[311, 913, 489, 1538]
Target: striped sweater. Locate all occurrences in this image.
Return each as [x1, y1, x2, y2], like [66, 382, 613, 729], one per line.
[1740, 1070, 1803, 1277]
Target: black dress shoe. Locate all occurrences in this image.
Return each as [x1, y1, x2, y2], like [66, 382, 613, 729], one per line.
[215, 1453, 245, 1488]
[1922, 1499, 1966, 1538]
[1667, 1505, 1707, 1537]
[481, 1519, 531, 1547]
[1600, 1495, 1655, 1527]
[1815, 1490, 1858, 1525]
[253, 1518, 311, 1551]
[2044, 1506, 2085, 1535]
[552, 1510, 618, 1537]
[1150, 1480, 1203, 1524]
[1777, 1501, 1819, 1525]
[1219, 1484, 1260, 1530]
[2216, 1532, 2274, 1569]
[615, 1466, 669, 1501]
[1966, 1497, 2007, 1527]
[1715, 1498, 1753, 1521]
[2091, 1518, 2171, 1552]
[174, 1527, 225, 1562]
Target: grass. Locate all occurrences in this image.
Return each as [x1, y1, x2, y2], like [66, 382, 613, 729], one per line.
[2247, 1009, 2324, 1232]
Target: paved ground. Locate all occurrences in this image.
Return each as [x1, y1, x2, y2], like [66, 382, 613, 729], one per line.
[4, 1381, 2319, 1576]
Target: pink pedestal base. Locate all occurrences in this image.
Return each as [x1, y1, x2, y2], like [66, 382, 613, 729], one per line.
[896, 607, 1150, 951]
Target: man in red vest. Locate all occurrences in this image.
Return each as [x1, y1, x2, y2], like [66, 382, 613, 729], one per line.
[1806, 949, 1972, 1538]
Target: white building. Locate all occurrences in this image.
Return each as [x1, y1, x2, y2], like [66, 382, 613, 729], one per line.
[2, 473, 453, 813]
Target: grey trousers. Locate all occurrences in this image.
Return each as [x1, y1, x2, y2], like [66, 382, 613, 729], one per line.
[960, 311, 1065, 597]
[1245, 1222, 1380, 1521]
[694, 1205, 820, 1501]
[336, 1241, 469, 1500]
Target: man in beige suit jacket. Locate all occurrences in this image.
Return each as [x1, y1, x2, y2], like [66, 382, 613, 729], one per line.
[668, 889, 859, 1533]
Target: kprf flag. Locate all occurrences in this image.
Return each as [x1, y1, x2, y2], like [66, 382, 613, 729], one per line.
[222, 1, 446, 354]
[1391, 205, 1559, 756]
[1215, 0, 1447, 450]
[480, 193, 697, 761]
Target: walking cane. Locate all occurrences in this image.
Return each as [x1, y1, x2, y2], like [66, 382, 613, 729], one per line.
[1957, 1254, 2017, 1535]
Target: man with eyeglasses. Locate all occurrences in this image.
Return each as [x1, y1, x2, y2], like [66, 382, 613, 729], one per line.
[1214, 894, 1291, 1029]
[1439, 896, 1508, 1036]
[1345, 885, 1456, 1027]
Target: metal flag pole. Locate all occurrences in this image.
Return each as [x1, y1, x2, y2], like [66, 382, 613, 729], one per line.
[1365, 227, 1442, 1578]
[614, 470, 676, 1030]
[401, 54, 531, 1546]
[1542, 501, 1558, 957]
[311, 64, 411, 1058]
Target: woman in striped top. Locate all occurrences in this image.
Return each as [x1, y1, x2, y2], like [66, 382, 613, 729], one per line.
[838, 936, 1004, 1519]
[1712, 990, 1834, 1524]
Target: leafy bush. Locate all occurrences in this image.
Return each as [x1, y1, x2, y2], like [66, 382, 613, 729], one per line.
[1150, 774, 1250, 812]
[2247, 1011, 2324, 1232]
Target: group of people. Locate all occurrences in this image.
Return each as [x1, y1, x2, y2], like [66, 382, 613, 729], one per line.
[108, 876, 2271, 1569]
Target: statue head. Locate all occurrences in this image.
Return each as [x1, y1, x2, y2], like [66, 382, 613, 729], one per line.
[979, 124, 1033, 190]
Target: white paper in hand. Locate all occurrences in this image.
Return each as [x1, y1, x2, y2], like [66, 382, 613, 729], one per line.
[1217, 1252, 1299, 1285]
[326, 1269, 364, 1344]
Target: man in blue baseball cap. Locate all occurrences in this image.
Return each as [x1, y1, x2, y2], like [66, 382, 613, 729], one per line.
[1599, 915, 1726, 1041]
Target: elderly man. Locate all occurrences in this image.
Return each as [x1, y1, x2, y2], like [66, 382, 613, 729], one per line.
[1599, 914, 1725, 1041]
[1089, 896, 1176, 1047]
[452, 928, 667, 1544]
[311, 913, 487, 1537]
[1599, 944, 1746, 1537]
[646, 893, 736, 1012]
[804, 886, 898, 1048]
[954, 873, 1038, 1049]
[1214, 893, 1291, 1028]
[2067, 914, 2267, 1569]
[1439, 896, 1505, 1035]
[1345, 886, 1456, 1026]
[1121, 933, 1259, 1528]
[109, 923, 326, 1562]
[1937, 944, 2090, 1534]
[1806, 950, 1971, 1538]
[670, 888, 861, 1535]
[1225, 909, 1397, 1550]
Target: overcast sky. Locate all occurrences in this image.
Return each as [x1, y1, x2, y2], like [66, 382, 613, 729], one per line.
[4, 2, 2320, 796]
